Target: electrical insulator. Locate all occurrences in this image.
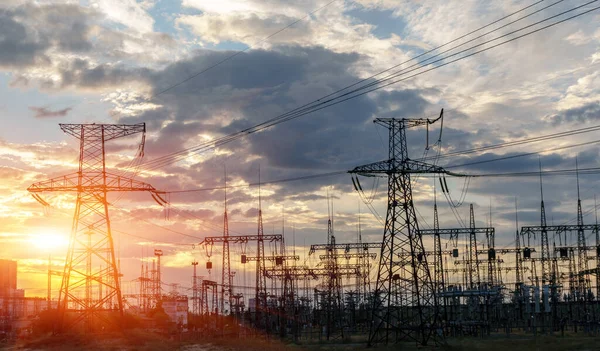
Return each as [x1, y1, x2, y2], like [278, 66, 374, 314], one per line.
[275, 256, 283, 266]
[560, 248, 568, 258]
[488, 248, 496, 260]
[523, 247, 531, 259]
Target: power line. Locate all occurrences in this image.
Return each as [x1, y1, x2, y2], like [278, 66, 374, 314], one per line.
[166, 170, 346, 194]
[136, 2, 599, 173]
[420, 123, 600, 163]
[109, 203, 205, 240]
[136, 0, 559, 170]
[446, 138, 600, 169]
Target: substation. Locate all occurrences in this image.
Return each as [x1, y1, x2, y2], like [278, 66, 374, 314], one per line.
[6, 107, 600, 348]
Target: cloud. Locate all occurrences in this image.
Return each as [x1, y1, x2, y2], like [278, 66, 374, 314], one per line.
[2, 0, 600, 291]
[0, 10, 50, 68]
[29, 106, 73, 119]
[95, 0, 155, 33]
[0, 2, 179, 93]
[548, 101, 600, 124]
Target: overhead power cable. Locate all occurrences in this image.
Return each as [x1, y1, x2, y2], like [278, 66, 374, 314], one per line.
[419, 123, 600, 163]
[134, 2, 599, 174]
[166, 170, 346, 194]
[446, 138, 600, 169]
[109, 203, 204, 240]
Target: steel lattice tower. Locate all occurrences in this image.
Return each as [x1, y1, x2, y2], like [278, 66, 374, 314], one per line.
[575, 164, 590, 305]
[324, 203, 343, 340]
[28, 123, 163, 332]
[468, 204, 480, 288]
[192, 261, 199, 315]
[432, 196, 446, 319]
[539, 166, 550, 286]
[154, 249, 163, 305]
[514, 199, 523, 293]
[255, 173, 268, 330]
[350, 111, 454, 346]
[221, 170, 232, 315]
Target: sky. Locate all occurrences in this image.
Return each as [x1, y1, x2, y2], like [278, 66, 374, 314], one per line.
[0, 0, 599, 299]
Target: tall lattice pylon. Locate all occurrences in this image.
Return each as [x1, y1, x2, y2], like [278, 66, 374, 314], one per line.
[192, 261, 199, 315]
[221, 169, 232, 315]
[350, 110, 458, 346]
[28, 123, 164, 332]
[255, 169, 268, 330]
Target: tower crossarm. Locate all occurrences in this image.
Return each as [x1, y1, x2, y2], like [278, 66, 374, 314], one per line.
[521, 224, 600, 233]
[245, 254, 299, 262]
[309, 242, 380, 254]
[59, 123, 145, 141]
[265, 265, 359, 278]
[553, 245, 595, 251]
[349, 159, 465, 176]
[200, 234, 282, 245]
[495, 248, 536, 254]
[28, 172, 160, 193]
[419, 227, 494, 236]
[319, 252, 377, 260]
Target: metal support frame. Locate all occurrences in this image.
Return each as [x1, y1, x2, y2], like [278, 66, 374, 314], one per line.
[28, 123, 163, 332]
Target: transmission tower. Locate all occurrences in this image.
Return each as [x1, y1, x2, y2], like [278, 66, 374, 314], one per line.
[154, 249, 163, 304]
[192, 261, 199, 315]
[27, 123, 164, 332]
[575, 161, 590, 306]
[539, 161, 551, 286]
[514, 199, 523, 293]
[350, 110, 456, 346]
[221, 169, 232, 315]
[324, 198, 343, 340]
[432, 191, 446, 320]
[255, 170, 268, 330]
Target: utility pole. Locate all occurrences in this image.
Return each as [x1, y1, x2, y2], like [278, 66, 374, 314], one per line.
[28, 123, 164, 332]
[350, 109, 456, 346]
[47, 253, 51, 311]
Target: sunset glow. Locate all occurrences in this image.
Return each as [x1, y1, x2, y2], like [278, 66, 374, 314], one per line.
[0, 0, 598, 348]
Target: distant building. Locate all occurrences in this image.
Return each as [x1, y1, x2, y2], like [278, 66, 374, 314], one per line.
[0, 260, 17, 296]
[162, 296, 188, 326]
[0, 259, 49, 334]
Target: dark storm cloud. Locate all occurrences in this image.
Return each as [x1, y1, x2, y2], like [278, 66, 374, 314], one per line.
[29, 106, 72, 119]
[0, 10, 49, 68]
[116, 44, 494, 215]
[0, 4, 102, 69]
[1, 3, 176, 91]
[548, 101, 600, 124]
[57, 58, 152, 90]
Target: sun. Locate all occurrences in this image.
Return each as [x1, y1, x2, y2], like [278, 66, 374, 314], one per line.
[32, 231, 69, 250]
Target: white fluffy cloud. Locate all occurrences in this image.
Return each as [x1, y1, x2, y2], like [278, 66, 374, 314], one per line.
[93, 0, 155, 33]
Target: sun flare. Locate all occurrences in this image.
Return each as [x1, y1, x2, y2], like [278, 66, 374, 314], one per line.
[32, 232, 69, 250]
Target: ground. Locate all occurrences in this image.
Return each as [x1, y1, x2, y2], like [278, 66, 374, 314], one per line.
[3, 332, 600, 351]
